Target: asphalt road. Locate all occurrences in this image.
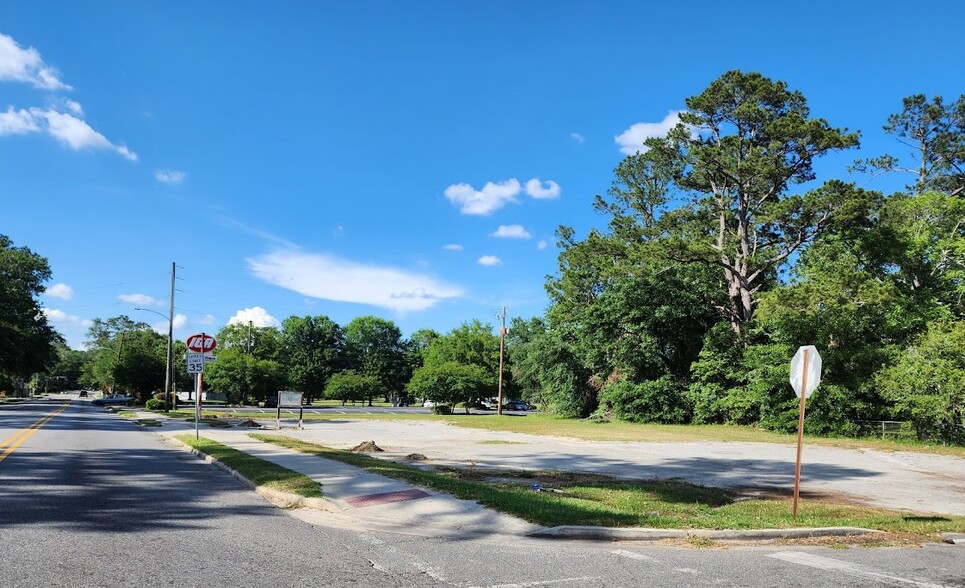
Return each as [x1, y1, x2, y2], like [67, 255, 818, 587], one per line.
[1, 398, 963, 587]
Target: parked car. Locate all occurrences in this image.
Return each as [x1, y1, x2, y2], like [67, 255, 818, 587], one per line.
[504, 400, 531, 411]
[78, 390, 88, 398]
[91, 395, 134, 406]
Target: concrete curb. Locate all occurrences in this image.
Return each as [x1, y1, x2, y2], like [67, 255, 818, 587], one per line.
[165, 435, 333, 512]
[530, 525, 882, 541]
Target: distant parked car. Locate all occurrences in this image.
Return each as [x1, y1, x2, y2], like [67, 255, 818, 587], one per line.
[78, 390, 88, 398]
[263, 395, 278, 408]
[504, 401, 531, 411]
[91, 395, 134, 406]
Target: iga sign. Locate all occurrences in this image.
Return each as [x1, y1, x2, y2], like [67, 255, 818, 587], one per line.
[186, 333, 217, 353]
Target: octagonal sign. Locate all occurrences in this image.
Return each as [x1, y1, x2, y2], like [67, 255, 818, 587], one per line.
[790, 345, 822, 399]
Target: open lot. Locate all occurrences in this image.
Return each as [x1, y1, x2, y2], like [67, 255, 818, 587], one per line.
[273, 417, 965, 516]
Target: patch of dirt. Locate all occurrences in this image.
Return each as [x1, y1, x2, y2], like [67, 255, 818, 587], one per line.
[238, 419, 262, 428]
[404, 453, 428, 461]
[351, 441, 384, 452]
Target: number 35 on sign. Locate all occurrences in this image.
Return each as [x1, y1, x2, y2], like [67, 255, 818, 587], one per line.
[186, 353, 206, 374]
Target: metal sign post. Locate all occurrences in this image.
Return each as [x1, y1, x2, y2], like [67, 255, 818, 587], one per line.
[789, 345, 822, 518]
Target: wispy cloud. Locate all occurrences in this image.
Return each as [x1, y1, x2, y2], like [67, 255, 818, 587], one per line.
[42, 308, 91, 326]
[155, 170, 185, 184]
[0, 107, 40, 134]
[0, 33, 70, 90]
[219, 217, 298, 249]
[44, 283, 74, 300]
[524, 178, 561, 200]
[197, 314, 216, 326]
[570, 132, 585, 144]
[615, 110, 685, 155]
[248, 250, 464, 312]
[442, 243, 464, 251]
[0, 33, 135, 160]
[478, 255, 502, 266]
[119, 293, 164, 307]
[228, 306, 279, 328]
[537, 240, 548, 250]
[491, 224, 532, 239]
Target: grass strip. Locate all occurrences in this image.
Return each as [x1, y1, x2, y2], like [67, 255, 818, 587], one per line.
[176, 434, 322, 498]
[250, 433, 964, 538]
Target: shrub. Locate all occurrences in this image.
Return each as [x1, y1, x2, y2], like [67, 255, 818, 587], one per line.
[145, 398, 165, 411]
[431, 405, 452, 415]
[600, 377, 690, 424]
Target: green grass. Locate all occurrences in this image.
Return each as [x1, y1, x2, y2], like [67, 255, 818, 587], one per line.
[175, 435, 322, 498]
[250, 434, 965, 538]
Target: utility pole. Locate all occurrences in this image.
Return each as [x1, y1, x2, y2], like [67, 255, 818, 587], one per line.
[110, 332, 125, 396]
[164, 262, 176, 412]
[247, 320, 253, 354]
[497, 306, 506, 415]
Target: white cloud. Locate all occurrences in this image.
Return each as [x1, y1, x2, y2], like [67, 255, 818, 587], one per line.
[149, 314, 187, 335]
[444, 178, 521, 216]
[478, 255, 502, 266]
[491, 224, 532, 239]
[42, 308, 91, 326]
[228, 306, 279, 328]
[570, 132, 585, 144]
[172, 314, 188, 329]
[119, 293, 164, 307]
[155, 170, 185, 184]
[248, 251, 464, 312]
[442, 243, 464, 251]
[0, 107, 40, 135]
[0, 33, 71, 90]
[44, 283, 74, 300]
[524, 178, 561, 200]
[40, 110, 137, 160]
[63, 99, 83, 115]
[615, 110, 685, 155]
[537, 240, 548, 250]
[198, 314, 216, 326]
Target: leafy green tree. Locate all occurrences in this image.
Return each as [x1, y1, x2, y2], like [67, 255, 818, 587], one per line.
[43, 343, 89, 390]
[876, 321, 965, 443]
[215, 322, 282, 359]
[324, 370, 378, 405]
[505, 317, 593, 417]
[204, 346, 286, 405]
[344, 316, 406, 404]
[425, 320, 499, 374]
[0, 235, 60, 384]
[80, 316, 164, 398]
[592, 70, 862, 335]
[406, 361, 492, 411]
[280, 315, 344, 402]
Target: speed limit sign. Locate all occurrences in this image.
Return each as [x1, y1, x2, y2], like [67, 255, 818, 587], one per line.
[186, 353, 205, 374]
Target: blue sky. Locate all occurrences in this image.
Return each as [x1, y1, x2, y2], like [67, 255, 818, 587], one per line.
[3, 2, 963, 349]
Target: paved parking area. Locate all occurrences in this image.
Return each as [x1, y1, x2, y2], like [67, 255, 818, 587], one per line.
[277, 419, 965, 516]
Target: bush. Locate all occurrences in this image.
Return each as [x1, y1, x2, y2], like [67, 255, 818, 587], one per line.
[600, 377, 690, 424]
[431, 405, 452, 415]
[145, 398, 165, 411]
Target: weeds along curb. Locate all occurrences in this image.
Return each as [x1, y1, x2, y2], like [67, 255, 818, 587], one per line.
[530, 525, 883, 541]
[165, 435, 333, 512]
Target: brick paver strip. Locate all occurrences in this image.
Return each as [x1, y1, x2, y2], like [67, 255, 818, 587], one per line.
[345, 488, 431, 508]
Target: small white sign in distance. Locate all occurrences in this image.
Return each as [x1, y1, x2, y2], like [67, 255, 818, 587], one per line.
[790, 345, 822, 398]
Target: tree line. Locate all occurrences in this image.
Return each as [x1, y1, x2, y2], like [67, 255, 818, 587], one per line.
[3, 70, 962, 443]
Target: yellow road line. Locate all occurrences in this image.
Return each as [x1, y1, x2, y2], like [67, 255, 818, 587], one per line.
[0, 403, 70, 463]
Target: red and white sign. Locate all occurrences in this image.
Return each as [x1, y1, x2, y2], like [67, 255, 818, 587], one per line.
[186, 333, 217, 353]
